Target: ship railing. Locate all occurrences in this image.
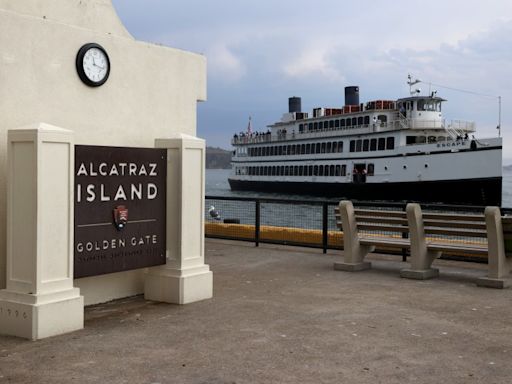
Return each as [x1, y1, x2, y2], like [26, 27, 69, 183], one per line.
[448, 120, 476, 132]
[398, 115, 409, 129]
[231, 119, 475, 146]
[406, 119, 446, 129]
[232, 133, 272, 145]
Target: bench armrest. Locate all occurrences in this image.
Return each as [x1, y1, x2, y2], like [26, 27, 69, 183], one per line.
[485, 206, 510, 279]
[338, 200, 373, 265]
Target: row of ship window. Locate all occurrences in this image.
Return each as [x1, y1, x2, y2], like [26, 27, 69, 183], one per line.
[298, 115, 387, 132]
[246, 136, 395, 157]
[248, 141, 344, 157]
[350, 137, 395, 152]
[236, 164, 376, 177]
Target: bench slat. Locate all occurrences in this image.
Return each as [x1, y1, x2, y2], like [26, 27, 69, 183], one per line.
[422, 212, 484, 222]
[357, 223, 409, 233]
[355, 216, 409, 225]
[424, 227, 487, 238]
[423, 220, 486, 230]
[354, 209, 407, 218]
[427, 242, 488, 255]
[335, 214, 408, 226]
[360, 237, 410, 248]
[501, 216, 512, 224]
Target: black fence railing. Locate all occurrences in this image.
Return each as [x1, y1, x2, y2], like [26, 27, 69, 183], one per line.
[205, 195, 512, 259]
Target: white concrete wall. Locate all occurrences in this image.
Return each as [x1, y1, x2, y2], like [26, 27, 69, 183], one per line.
[0, 0, 206, 304]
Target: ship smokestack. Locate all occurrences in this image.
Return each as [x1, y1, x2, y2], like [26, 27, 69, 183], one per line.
[345, 86, 359, 106]
[289, 97, 302, 113]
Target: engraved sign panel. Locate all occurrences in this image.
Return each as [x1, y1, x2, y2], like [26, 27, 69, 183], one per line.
[74, 145, 167, 278]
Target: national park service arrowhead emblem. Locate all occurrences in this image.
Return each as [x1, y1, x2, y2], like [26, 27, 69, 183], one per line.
[113, 205, 128, 231]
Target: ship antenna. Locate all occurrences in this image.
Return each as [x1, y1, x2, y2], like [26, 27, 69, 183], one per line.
[407, 74, 421, 96]
[498, 96, 502, 138]
[247, 116, 253, 135]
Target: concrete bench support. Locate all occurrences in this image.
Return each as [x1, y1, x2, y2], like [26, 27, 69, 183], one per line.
[400, 203, 441, 280]
[476, 207, 512, 288]
[333, 200, 374, 271]
[0, 124, 84, 340]
[145, 134, 213, 304]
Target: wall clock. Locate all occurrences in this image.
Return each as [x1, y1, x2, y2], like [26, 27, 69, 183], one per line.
[76, 43, 110, 87]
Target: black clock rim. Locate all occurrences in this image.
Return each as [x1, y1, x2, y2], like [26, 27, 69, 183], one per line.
[76, 43, 110, 87]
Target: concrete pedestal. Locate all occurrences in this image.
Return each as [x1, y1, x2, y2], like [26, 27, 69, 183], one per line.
[476, 276, 512, 289]
[145, 134, 213, 304]
[400, 268, 440, 280]
[333, 262, 372, 272]
[0, 124, 83, 340]
[145, 265, 212, 304]
[0, 289, 83, 340]
[477, 207, 512, 289]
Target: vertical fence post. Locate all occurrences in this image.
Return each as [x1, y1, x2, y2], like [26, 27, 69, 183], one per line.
[402, 204, 408, 262]
[401, 232, 409, 262]
[255, 200, 260, 247]
[322, 203, 328, 254]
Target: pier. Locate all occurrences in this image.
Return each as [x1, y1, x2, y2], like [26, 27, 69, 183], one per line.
[1, 238, 511, 382]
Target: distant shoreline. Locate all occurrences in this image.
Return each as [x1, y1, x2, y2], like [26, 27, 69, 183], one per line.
[206, 146, 231, 169]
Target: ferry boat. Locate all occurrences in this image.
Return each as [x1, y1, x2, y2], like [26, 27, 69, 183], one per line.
[228, 79, 502, 205]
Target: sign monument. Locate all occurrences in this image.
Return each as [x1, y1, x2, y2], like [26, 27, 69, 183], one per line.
[74, 145, 167, 278]
[0, 0, 212, 340]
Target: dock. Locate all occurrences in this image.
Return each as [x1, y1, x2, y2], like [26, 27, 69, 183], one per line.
[1, 239, 512, 383]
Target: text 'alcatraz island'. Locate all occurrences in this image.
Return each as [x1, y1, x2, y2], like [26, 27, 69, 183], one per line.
[76, 161, 159, 203]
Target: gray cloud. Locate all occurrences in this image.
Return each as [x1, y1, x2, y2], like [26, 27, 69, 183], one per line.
[112, 0, 512, 151]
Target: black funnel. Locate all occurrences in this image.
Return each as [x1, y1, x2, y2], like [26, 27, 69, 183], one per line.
[345, 86, 359, 106]
[289, 97, 302, 113]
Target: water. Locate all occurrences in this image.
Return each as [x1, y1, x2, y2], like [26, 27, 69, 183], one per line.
[206, 169, 339, 202]
[206, 169, 512, 208]
[503, 170, 512, 208]
[205, 169, 336, 231]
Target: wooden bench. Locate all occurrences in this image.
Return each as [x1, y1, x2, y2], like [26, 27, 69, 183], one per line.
[335, 200, 512, 287]
[333, 201, 410, 271]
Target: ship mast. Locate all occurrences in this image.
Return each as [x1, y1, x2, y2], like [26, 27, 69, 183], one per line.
[407, 74, 421, 96]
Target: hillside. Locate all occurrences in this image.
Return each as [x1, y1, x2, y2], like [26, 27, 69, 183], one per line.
[206, 146, 232, 169]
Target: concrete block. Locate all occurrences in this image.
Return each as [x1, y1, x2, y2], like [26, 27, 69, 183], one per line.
[333, 261, 372, 272]
[145, 266, 213, 304]
[0, 289, 83, 340]
[400, 268, 439, 280]
[476, 276, 512, 289]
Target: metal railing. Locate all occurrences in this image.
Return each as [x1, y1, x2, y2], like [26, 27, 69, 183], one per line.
[206, 196, 337, 253]
[205, 195, 511, 260]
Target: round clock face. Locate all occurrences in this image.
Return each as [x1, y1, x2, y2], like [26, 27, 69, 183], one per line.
[76, 43, 110, 87]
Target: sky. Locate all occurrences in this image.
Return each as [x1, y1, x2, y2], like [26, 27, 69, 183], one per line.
[111, 0, 512, 160]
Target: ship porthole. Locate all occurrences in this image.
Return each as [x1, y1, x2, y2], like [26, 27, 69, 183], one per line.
[384, 166, 388, 171]
[424, 164, 429, 168]
[403, 165, 407, 169]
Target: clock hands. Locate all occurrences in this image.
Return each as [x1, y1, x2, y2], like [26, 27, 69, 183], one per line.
[92, 57, 106, 70]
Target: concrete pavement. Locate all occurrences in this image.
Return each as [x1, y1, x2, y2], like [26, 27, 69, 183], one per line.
[1, 239, 511, 383]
